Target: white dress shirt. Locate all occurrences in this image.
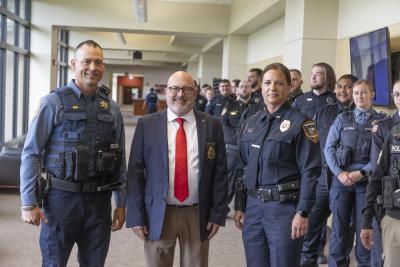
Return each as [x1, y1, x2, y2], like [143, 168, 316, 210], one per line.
[166, 108, 200, 205]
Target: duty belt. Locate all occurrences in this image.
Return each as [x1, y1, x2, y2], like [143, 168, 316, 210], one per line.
[248, 187, 280, 202]
[247, 180, 301, 203]
[48, 174, 122, 193]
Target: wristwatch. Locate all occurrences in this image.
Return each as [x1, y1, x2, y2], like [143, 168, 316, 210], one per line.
[360, 169, 367, 176]
[297, 210, 308, 218]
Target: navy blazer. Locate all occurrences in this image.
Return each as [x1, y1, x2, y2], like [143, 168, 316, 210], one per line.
[126, 109, 228, 241]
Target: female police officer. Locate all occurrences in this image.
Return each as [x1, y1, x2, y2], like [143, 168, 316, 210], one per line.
[325, 79, 385, 267]
[234, 63, 321, 267]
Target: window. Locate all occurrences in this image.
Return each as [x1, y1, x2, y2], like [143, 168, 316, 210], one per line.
[57, 29, 69, 87]
[0, 0, 31, 143]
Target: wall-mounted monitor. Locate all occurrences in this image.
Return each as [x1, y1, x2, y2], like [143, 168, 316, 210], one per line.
[350, 27, 391, 106]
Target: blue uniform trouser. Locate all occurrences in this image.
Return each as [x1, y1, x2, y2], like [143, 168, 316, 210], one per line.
[301, 177, 331, 266]
[226, 146, 240, 204]
[243, 196, 302, 267]
[40, 189, 112, 267]
[329, 178, 382, 267]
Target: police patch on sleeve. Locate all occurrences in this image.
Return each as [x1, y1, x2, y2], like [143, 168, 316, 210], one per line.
[302, 120, 319, 144]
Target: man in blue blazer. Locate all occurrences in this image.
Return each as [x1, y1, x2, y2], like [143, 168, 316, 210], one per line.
[126, 71, 228, 267]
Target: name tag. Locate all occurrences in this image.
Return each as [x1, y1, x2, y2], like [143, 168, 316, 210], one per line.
[391, 145, 400, 153]
[307, 98, 313, 101]
[251, 144, 260, 149]
[343, 127, 356, 131]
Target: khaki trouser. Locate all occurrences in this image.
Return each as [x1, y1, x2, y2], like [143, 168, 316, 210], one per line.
[381, 215, 400, 267]
[144, 205, 209, 267]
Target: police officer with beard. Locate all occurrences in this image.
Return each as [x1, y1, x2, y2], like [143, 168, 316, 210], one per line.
[288, 69, 304, 105]
[361, 80, 400, 267]
[292, 62, 337, 119]
[20, 40, 126, 267]
[248, 68, 263, 105]
[235, 63, 320, 267]
[301, 74, 358, 267]
[206, 79, 241, 205]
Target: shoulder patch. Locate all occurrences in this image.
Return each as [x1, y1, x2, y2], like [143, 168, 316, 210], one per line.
[302, 120, 319, 144]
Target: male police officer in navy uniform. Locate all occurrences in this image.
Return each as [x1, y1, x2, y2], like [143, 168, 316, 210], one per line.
[206, 79, 241, 205]
[292, 62, 337, 119]
[194, 81, 207, 112]
[143, 87, 159, 114]
[248, 68, 263, 104]
[20, 40, 126, 267]
[288, 69, 304, 105]
[301, 74, 358, 267]
[235, 63, 321, 267]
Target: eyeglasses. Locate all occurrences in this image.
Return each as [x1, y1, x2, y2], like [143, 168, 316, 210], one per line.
[391, 92, 400, 98]
[263, 80, 288, 88]
[168, 86, 194, 95]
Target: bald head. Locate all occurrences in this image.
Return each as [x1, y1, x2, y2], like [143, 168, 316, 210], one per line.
[167, 71, 196, 88]
[166, 71, 197, 116]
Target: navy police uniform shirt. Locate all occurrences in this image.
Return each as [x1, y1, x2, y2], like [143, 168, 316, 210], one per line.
[239, 102, 321, 212]
[206, 93, 241, 145]
[20, 80, 127, 207]
[145, 91, 158, 108]
[194, 94, 207, 112]
[369, 112, 399, 169]
[250, 88, 263, 105]
[292, 90, 336, 119]
[288, 90, 304, 106]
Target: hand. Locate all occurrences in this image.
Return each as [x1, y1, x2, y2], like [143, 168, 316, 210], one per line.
[207, 222, 220, 240]
[360, 229, 374, 250]
[349, 170, 364, 183]
[291, 213, 308, 240]
[338, 171, 354, 186]
[234, 211, 245, 231]
[111, 207, 126, 231]
[21, 206, 47, 226]
[131, 225, 148, 241]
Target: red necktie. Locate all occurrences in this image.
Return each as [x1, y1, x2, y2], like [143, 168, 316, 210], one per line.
[174, 118, 189, 202]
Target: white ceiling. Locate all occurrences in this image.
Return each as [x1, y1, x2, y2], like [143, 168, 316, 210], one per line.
[67, 0, 280, 68]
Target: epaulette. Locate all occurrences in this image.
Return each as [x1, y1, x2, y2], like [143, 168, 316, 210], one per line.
[99, 85, 111, 96]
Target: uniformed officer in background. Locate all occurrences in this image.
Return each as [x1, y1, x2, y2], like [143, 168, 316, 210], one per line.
[194, 81, 207, 112]
[301, 74, 358, 267]
[20, 40, 126, 267]
[143, 87, 160, 114]
[288, 69, 304, 105]
[361, 80, 400, 267]
[237, 79, 255, 115]
[235, 63, 321, 267]
[206, 79, 241, 206]
[292, 62, 337, 119]
[324, 79, 385, 267]
[247, 68, 263, 104]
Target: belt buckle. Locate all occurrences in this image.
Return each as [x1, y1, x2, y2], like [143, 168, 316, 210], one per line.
[256, 188, 269, 202]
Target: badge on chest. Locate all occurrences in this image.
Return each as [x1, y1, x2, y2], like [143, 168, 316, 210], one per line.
[280, 120, 291, 132]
